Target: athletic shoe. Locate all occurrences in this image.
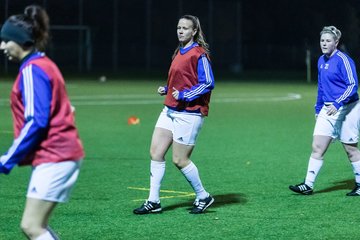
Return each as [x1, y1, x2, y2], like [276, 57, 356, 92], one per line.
[289, 183, 313, 195]
[190, 195, 214, 214]
[133, 200, 162, 214]
[346, 183, 360, 196]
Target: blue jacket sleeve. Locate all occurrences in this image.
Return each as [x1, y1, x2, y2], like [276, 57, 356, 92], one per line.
[333, 58, 358, 109]
[178, 54, 215, 101]
[0, 64, 52, 174]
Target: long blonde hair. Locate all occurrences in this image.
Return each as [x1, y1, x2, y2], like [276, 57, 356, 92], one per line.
[172, 15, 210, 59]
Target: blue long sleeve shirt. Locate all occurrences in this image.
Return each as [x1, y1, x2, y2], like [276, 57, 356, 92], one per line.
[315, 50, 359, 114]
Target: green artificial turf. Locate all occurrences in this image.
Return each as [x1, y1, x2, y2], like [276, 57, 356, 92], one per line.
[0, 78, 358, 239]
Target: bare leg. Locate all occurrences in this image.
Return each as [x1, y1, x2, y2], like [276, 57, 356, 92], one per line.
[290, 135, 333, 193]
[150, 127, 173, 161]
[173, 141, 209, 200]
[342, 142, 360, 163]
[304, 135, 333, 188]
[172, 141, 194, 169]
[147, 127, 173, 202]
[310, 135, 333, 160]
[343, 143, 360, 193]
[21, 198, 57, 240]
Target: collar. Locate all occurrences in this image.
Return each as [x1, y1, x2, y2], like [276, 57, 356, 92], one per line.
[323, 49, 338, 60]
[20, 51, 45, 70]
[179, 42, 199, 55]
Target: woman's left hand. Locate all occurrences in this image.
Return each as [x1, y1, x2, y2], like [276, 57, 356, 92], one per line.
[326, 104, 338, 116]
[172, 87, 179, 100]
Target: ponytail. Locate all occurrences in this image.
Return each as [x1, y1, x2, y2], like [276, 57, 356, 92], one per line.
[24, 5, 50, 51]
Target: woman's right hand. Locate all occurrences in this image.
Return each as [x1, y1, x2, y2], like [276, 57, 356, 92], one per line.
[157, 86, 166, 95]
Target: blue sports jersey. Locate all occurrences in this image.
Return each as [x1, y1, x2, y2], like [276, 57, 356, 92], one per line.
[315, 50, 359, 114]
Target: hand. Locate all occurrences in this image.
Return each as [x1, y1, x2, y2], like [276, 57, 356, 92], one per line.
[157, 86, 166, 96]
[326, 104, 338, 116]
[172, 87, 179, 100]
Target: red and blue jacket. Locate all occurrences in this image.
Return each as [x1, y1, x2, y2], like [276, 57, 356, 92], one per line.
[164, 42, 215, 116]
[0, 52, 84, 174]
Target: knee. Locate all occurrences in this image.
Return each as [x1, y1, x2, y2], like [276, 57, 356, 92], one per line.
[312, 142, 322, 153]
[311, 143, 325, 159]
[150, 144, 162, 160]
[172, 155, 189, 169]
[150, 148, 163, 161]
[344, 146, 360, 161]
[20, 221, 43, 239]
[172, 157, 181, 168]
[149, 148, 156, 160]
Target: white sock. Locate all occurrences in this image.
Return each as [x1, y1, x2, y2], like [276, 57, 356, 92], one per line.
[351, 160, 360, 184]
[148, 160, 166, 203]
[181, 161, 208, 200]
[305, 157, 323, 188]
[35, 230, 57, 240]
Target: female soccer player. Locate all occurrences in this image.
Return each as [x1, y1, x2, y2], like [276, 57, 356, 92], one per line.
[289, 26, 360, 196]
[133, 15, 215, 214]
[0, 5, 84, 239]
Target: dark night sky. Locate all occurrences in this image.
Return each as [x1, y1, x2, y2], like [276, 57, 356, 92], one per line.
[1, 0, 360, 74]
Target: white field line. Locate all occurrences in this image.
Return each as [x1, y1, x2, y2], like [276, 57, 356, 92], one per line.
[0, 93, 301, 106]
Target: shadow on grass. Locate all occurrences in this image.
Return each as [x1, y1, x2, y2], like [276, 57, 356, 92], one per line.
[162, 193, 247, 212]
[316, 179, 354, 194]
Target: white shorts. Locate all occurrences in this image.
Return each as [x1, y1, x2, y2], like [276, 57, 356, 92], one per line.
[26, 160, 82, 203]
[155, 107, 204, 145]
[314, 101, 359, 143]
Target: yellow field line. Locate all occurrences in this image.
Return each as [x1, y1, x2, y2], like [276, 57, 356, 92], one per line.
[128, 186, 195, 201]
[128, 186, 193, 194]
